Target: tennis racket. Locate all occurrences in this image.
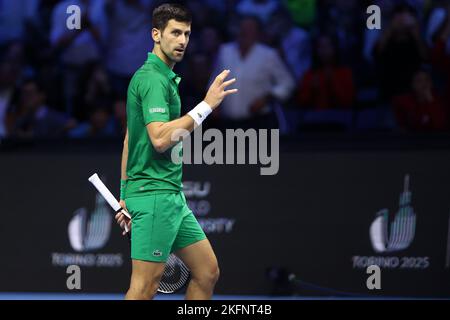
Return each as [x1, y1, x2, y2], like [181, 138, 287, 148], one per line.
[88, 173, 190, 294]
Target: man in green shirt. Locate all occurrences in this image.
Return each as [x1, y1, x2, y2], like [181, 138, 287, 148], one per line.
[115, 4, 237, 300]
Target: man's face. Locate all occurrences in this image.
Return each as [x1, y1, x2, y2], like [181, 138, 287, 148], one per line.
[156, 19, 191, 63]
[238, 18, 259, 48]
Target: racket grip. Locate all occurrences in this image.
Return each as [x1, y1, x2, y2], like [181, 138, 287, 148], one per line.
[116, 208, 131, 233]
[122, 209, 130, 232]
[126, 230, 131, 244]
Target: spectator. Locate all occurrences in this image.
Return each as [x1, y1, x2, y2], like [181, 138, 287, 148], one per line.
[50, 0, 107, 115]
[236, 0, 279, 25]
[200, 26, 223, 62]
[0, 0, 40, 45]
[113, 96, 127, 137]
[180, 26, 222, 109]
[79, 62, 112, 121]
[430, 4, 450, 110]
[8, 79, 76, 138]
[393, 69, 447, 132]
[23, 0, 59, 67]
[187, 0, 219, 29]
[104, 0, 153, 97]
[211, 15, 295, 129]
[69, 105, 115, 138]
[319, 0, 364, 66]
[296, 34, 355, 110]
[373, 4, 428, 101]
[363, 0, 397, 64]
[268, 9, 311, 82]
[0, 61, 20, 138]
[181, 54, 213, 114]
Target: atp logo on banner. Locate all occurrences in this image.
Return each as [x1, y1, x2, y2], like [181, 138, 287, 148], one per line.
[369, 175, 416, 253]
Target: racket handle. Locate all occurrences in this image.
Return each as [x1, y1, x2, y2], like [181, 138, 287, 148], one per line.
[121, 209, 131, 240]
[122, 209, 130, 233]
[126, 230, 131, 244]
[116, 208, 131, 233]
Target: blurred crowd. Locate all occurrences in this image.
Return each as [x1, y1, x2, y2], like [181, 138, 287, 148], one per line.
[1, 0, 450, 140]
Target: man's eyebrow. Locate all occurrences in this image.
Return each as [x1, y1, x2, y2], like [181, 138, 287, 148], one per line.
[170, 28, 191, 33]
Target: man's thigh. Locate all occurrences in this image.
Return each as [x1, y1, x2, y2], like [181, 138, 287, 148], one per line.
[174, 239, 218, 276]
[130, 259, 166, 285]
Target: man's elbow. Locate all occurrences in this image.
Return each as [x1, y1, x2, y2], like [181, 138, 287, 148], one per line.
[152, 138, 169, 153]
[272, 85, 294, 102]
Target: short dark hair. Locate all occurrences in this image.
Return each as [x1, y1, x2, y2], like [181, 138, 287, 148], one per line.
[391, 3, 417, 18]
[238, 14, 263, 31]
[152, 3, 192, 31]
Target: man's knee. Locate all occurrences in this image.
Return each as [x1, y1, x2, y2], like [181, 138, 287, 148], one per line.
[211, 264, 220, 284]
[127, 265, 164, 300]
[193, 262, 220, 287]
[128, 277, 160, 300]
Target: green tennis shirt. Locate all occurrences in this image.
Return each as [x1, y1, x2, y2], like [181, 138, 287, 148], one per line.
[124, 53, 183, 198]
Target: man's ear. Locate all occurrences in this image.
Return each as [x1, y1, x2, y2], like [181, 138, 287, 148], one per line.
[152, 28, 161, 43]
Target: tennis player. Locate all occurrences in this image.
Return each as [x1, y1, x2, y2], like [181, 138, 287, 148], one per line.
[115, 3, 237, 300]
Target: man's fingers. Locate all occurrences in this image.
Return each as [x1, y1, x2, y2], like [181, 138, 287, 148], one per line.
[221, 78, 236, 89]
[224, 88, 238, 96]
[215, 69, 230, 84]
[120, 221, 128, 229]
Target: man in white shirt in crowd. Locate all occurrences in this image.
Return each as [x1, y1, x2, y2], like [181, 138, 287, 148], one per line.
[211, 15, 295, 129]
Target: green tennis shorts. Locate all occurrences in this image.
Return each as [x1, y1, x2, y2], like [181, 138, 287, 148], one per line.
[125, 191, 206, 262]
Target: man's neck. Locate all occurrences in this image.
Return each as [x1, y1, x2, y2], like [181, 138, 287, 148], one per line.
[153, 47, 175, 69]
[238, 42, 256, 59]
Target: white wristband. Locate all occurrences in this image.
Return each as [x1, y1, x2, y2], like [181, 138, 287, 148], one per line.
[188, 101, 212, 126]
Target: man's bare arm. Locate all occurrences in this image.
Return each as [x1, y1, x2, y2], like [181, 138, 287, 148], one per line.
[121, 129, 129, 181]
[147, 70, 237, 153]
[117, 129, 130, 233]
[147, 115, 195, 153]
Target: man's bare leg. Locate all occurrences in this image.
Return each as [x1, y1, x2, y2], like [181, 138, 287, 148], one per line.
[125, 259, 166, 300]
[175, 239, 220, 300]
